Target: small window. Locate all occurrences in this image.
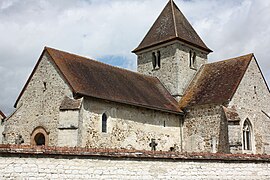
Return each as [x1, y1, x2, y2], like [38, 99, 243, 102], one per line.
[152, 52, 157, 69]
[189, 50, 192, 67]
[243, 119, 252, 150]
[192, 52, 197, 68]
[102, 113, 107, 133]
[189, 51, 197, 69]
[34, 133, 45, 146]
[157, 51, 161, 68]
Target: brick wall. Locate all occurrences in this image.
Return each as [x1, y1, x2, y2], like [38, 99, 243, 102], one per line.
[0, 145, 269, 179]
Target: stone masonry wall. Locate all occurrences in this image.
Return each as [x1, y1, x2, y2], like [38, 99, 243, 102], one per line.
[137, 42, 208, 100]
[2, 52, 73, 146]
[228, 57, 270, 154]
[0, 145, 270, 180]
[80, 97, 181, 151]
[183, 105, 229, 153]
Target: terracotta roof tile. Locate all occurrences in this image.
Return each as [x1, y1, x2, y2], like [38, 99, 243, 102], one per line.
[44, 47, 182, 114]
[133, 0, 212, 53]
[179, 54, 254, 109]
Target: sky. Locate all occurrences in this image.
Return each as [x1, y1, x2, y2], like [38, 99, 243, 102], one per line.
[0, 0, 270, 116]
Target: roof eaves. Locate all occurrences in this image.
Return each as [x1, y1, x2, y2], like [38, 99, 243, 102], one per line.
[79, 93, 183, 115]
[132, 37, 212, 54]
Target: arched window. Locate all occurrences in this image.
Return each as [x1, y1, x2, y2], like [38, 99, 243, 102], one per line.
[157, 51, 161, 68]
[152, 52, 157, 69]
[30, 127, 49, 146]
[102, 113, 107, 133]
[34, 133, 45, 146]
[192, 52, 197, 68]
[189, 50, 192, 67]
[189, 51, 197, 69]
[243, 119, 252, 150]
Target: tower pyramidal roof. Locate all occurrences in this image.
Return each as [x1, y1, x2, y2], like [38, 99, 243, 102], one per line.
[133, 0, 212, 53]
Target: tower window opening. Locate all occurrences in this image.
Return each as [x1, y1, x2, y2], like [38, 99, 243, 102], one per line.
[152, 52, 157, 69]
[157, 51, 161, 68]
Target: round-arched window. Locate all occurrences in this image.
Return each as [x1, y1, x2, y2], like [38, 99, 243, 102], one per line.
[30, 127, 49, 146]
[34, 133, 46, 146]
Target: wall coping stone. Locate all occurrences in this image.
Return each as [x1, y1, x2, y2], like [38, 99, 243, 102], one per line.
[0, 144, 270, 162]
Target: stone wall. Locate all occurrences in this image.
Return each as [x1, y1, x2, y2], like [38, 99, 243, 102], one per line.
[0, 123, 3, 144]
[183, 104, 229, 153]
[228, 57, 270, 154]
[2, 52, 73, 146]
[80, 97, 181, 151]
[137, 42, 208, 100]
[0, 145, 270, 180]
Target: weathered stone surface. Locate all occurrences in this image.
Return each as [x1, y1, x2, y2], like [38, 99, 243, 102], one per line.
[80, 97, 181, 151]
[137, 42, 208, 100]
[228, 57, 270, 154]
[2, 52, 73, 146]
[0, 145, 270, 180]
[182, 104, 229, 153]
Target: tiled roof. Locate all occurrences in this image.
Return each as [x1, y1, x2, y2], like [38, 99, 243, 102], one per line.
[15, 47, 182, 114]
[179, 54, 254, 109]
[60, 96, 82, 111]
[222, 106, 241, 122]
[133, 0, 212, 53]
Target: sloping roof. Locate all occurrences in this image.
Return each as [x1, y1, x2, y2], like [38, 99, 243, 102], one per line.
[222, 106, 241, 122]
[0, 110, 6, 119]
[15, 47, 182, 114]
[179, 54, 254, 109]
[60, 96, 82, 111]
[133, 0, 212, 53]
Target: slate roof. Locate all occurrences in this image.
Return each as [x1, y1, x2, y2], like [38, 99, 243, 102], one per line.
[133, 0, 212, 53]
[179, 54, 254, 109]
[15, 47, 182, 114]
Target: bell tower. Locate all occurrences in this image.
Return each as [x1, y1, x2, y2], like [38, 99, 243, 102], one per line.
[132, 0, 212, 101]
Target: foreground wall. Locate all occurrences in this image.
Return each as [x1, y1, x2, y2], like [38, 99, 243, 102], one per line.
[0, 145, 270, 179]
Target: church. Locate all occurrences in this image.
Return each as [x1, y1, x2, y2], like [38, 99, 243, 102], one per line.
[1, 0, 270, 154]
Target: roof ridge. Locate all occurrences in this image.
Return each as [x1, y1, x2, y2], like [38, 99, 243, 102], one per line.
[171, 0, 178, 37]
[45, 47, 156, 80]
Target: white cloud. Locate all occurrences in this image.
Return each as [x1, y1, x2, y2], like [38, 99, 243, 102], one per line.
[0, 0, 270, 115]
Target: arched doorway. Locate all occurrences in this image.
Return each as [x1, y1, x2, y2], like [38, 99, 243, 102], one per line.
[31, 127, 49, 146]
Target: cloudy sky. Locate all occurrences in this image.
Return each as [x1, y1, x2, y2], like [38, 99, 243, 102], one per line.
[0, 0, 270, 115]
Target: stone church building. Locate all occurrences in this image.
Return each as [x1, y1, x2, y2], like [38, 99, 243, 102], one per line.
[1, 0, 270, 154]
